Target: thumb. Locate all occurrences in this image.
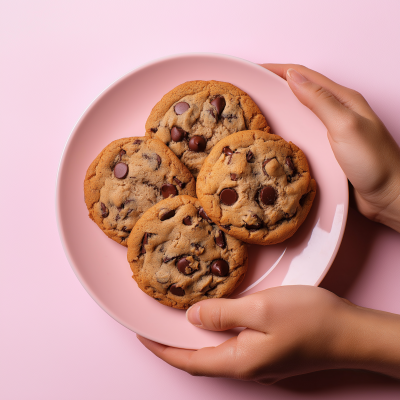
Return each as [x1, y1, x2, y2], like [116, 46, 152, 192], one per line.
[286, 68, 354, 133]
[186, 296, 266, 332]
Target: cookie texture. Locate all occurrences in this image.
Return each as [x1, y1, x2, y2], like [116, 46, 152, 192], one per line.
[196, 130, 317, 245]
[127, 196, 248, 309]
[84, 137, 196, 246]
[145, 80, 269, 177]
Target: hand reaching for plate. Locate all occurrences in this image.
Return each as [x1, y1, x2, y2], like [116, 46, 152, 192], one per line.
[138, 285, 400, 383]
[137, 65, 400, 383]
[263, 64, 400, 233]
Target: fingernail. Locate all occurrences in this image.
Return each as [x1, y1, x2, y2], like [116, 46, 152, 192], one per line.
[287, 68, 308, 84]
[186, 304, 202, 326]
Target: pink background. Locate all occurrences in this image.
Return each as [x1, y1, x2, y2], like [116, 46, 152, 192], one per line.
[1, 0, 400, 398]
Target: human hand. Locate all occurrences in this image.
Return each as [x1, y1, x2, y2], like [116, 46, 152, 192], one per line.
[261, 64, 400, 233]
[137, 286, 400, 383]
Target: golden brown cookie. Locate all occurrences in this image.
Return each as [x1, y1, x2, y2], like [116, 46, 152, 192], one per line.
[84, 137, 196, 246]
[196, 130, 317, 245]
[145, 80, 269, 177]
[127, 195, 248, 309]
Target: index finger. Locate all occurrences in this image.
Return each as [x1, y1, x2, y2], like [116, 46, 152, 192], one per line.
[260, 63, 377, 121]
[137, 330, 269, 380]
[137, 334, 240, 378]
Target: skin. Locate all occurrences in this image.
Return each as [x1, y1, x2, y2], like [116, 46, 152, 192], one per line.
[137, 65, 400, 384]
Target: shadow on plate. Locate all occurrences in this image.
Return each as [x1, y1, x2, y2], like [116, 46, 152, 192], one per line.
[320, 204, 379, 298]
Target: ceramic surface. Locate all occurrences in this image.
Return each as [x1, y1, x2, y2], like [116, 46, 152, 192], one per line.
[56, 53, 348, 349]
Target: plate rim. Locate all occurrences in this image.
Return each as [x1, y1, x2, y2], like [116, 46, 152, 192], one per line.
[55, 52, 349, 347]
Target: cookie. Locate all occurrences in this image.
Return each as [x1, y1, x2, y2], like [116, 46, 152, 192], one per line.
[196, 130, 317, 245]
[145, 80, 269, 178]
[84, 137, 196, 246]
[127, 195, 248, 309]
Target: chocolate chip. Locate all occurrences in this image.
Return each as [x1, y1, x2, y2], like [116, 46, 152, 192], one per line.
[260, 186, 277, 205]
[198, 207, 212, 222]
[215, 230, 226, 248]
[223, 147, 233, 155]
[119, 149, 126, 159]
[169, 284, 185, 296]
[245, 216, 263, 231]
[286, 157, 295, 173]
[173, 177, 185, 188]
[100, 203, 109, 218]
[176, 258, 191, 275]
[208, 109, 216, 119]
[160, 210, 175, 221]
[183, 216, 192, 225]
[230, 173, 238, 181]
[174, 102, 189, 115]
[141, 233, 149, 254]
[115, 215, 120, 221]
[220, 188, 238, 206]
[161, 184, 178, 198]
[221, 224, 231, 230]
[133, 139, 142, 144]
[150, 128, 158, 133]
[246, 151, 255, 162]
[171, 126, 186, 142]
[188, 136, 206, 152]
[156, 155, 161, 169]
[117, 204, 124, 211]
[114, 162, 128, 179]
[211, 259, 229, 277]
[262, 158, 273, 175]
[122, 226, 131, 233]
[211, 96, 226, 115]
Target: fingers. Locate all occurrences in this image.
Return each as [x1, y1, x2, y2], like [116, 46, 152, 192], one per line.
[186, 294, 267, 332]
[137, 335, 199, 372]
[260, 63, 296, 80]
[137, 330, 268, 379]
[284, 68, 358, 135]
[260, 63, 377, 121]
[137, 334, 240, 377]
[137, 293, 275, 379]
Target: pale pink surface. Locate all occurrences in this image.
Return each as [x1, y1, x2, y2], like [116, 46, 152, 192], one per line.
[1, 1, 400, 399]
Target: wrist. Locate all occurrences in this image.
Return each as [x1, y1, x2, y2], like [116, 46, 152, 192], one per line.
[331, 302, 400, 379]
[374, 184, 400, 233]
[356, 171, 400, 233]
[373, 162, 400, 232]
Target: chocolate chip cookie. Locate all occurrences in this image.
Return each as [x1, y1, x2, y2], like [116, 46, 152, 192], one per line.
[84, 137, 196, 246]
[127, 195, 248, 309]
[196, 130, 317, 245]
[145, 81, 269, 178]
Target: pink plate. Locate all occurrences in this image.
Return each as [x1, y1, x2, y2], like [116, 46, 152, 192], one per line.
[56, 53, 348, 349]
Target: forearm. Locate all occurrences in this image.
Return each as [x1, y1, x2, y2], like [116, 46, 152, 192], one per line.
[334, 304, 400, 379]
